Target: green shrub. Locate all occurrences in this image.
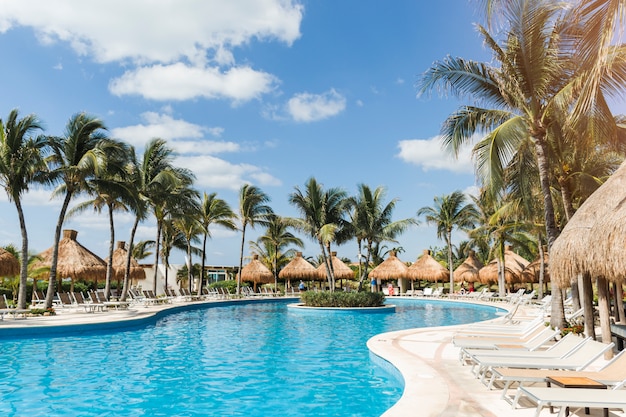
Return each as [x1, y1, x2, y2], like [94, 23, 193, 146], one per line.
[300, 291, 385, 307]
[209, 280, 238, 293]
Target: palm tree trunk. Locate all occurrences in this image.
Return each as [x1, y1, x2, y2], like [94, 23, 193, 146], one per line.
[537, 241, 545, 300]
[615, 283, 625, 324]
[15, 198, 29, 309]
[120, 215, 140, 302]
[45, 192, 72, 309]
[152, 221, 162, 295]
[103, 203, 115, 301]
[187, 244, 193, 294]
[237, 224, 247, 296]
[446, 231, 454, 296]
[560, 183, 581, 312]
[534, 137, 566, 329]
[318, 240, 332, 291]
[199, 232, 208, 296]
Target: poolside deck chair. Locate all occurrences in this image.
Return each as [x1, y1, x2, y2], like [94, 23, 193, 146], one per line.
[472, 339, 614, 383]
[488, 349, 626, 399]
[513, 379, 626, 417]
[0, 294, 29, 320]
[463, 334, 590, 371]
[70, 291, 101, 313]
[461, 332, 590, 363]
[422, 287, 433, 297]
[453, 316, 545, 341]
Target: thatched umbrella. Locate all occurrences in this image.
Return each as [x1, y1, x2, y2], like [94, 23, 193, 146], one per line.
[550, 159, 626, 350]
[0, 247, 19, 277]
[238, 254, 273, 291]
[453, 250, 484, 283]
[368, 251, 408, 281]
[522, 252, 550, 284]
[105, 241, 146, 290]
[32, 229, 106, 291]
[479, 246, 529, 287]
[279, 252, 319, 288]
[317, 251, 354, 281]
[407, 249, 449, 284]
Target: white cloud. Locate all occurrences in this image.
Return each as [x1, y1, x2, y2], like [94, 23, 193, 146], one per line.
[111, 112, 210, 148]
[0, 0, 303, 64]
[396, 135, 475, 174]
[175, 155, 281, 190]
[286, 89, 346, 122]
[109, 63, 278, 103]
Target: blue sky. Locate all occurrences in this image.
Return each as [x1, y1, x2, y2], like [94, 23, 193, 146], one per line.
[0, 0, 546, 266]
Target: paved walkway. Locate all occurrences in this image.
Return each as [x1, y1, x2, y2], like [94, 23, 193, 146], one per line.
[1, 297, 622, 417]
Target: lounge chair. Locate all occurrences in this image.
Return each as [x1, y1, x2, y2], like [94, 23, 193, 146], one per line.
[453, 317, 546, 343]
[471, 339, 614, 383]
[0, 295, 29, 320]
[513, 379, 626, 417]
[70, 291, 102, 313]
[463, 334, 590, 372]
[422, 287, 433, 297]
[488, 349, 626, 400]
[459, 330, 571, 364]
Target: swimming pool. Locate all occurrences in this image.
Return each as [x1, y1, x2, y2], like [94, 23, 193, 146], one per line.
[0, 298, 502, 416]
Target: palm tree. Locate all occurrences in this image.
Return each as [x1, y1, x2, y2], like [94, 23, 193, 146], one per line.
[345, 184, 415, 291]
[288, 178, 347, 291]
[172, 199, 204, 294]
[0, 109, 47, 309]
[198, 192, 236, 294]
[417, 191, 478, 295]
[236, 184, 273, 295]
[417, 0, 626, 327]
[66, 139, 132, 300]
[43, 113, 114, 309]
[255, 214, 303, 290]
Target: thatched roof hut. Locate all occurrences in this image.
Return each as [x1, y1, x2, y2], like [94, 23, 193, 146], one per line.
[368, 251, 408, 280]
[105, 241, 146, 282]
[317, 252, 354, 281]
[0, 247, 19, 277]
[279, 252, 319, 281]
[453, 251, 484, 283]
[550, 159, 626, 287]
[522, 253, 550, 284]
[407, 249, 449, 282]
[238, 254, 273, 284]
[479, 247, 529, 284]
[32, 229, 106, 281]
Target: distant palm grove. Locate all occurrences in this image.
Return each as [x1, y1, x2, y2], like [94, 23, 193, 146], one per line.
[0, 0, 625, 332]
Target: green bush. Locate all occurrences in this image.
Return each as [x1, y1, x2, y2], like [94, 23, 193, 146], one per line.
[300, 291, 385, 307]
[209, 280, 239, 293]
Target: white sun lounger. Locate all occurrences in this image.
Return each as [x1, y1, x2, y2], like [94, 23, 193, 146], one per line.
[471, 340, 614, 382]
[514, 380, 626, 417]
[488, 349, 626, 401]
[453, 322, 552, 350]
[462, 333, 588, 368]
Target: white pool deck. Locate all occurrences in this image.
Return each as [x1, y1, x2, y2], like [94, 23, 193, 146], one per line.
[0, 296, 621, 417]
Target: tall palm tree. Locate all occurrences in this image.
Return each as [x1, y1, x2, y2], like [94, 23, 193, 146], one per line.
[289, 178, 347, 291]
[345, 184, 415, 290]
[198, 192, 236, 294]
[172, 198, 204, 294]
[0, 109, 47, 309]
[417, 0, 626, 327]
[43, 113, 114, 309]
[236, 184, 273, 295]
[417, 191, 478, 295]
[66, 139, 132, 300]
[255, 214, 303, 290]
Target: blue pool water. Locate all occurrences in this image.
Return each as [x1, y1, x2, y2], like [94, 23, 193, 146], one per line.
[0, 298, 501, 417]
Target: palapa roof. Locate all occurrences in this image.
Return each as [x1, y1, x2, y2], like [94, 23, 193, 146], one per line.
[32, 229, 106, 281]
[0, 247, 19, 277]
[368, 251, 408, 280]
[317, 251, 354, 280]
[105, 241, 146, 281]
[279, 252, 319, 280]
[478, 247, 529, 284]
[521, 253, 550, 283]
[551, 159, 626, 287]
[238, 254, 273, 284]
[453, 251, 484, 283]
[407, 249, 449, 282]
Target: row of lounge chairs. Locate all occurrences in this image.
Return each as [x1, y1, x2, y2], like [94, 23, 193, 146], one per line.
[451, 305, 626, 416]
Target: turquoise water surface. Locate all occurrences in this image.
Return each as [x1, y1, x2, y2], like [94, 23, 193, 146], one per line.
[0, 298, 501, 416]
